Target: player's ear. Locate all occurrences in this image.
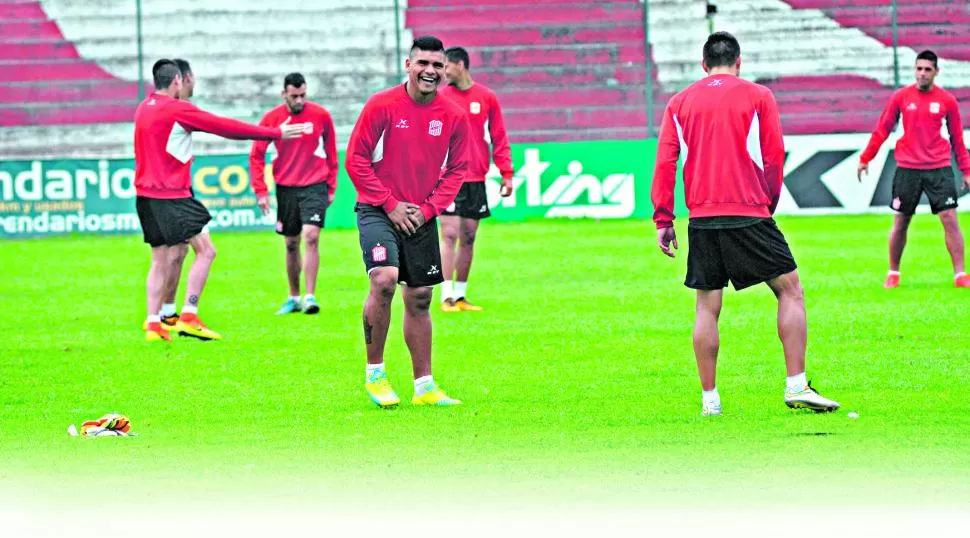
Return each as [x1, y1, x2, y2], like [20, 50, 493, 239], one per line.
[701, 60, 709, 74]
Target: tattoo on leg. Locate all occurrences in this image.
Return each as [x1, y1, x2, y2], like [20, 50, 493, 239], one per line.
[363, 313, 374, 345]
[188, 295, 199, 305]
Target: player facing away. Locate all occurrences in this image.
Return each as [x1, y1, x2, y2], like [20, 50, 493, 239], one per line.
[250, 73, 339, 315]
[437, 46, 515, 312]
[651, 32, 840, 416]
[346, 36, 471, 407]
[136, 59, 306, 342]
[857, 50, 970, 289]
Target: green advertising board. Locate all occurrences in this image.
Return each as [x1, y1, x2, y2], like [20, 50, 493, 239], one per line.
[0, 140, 670, 239]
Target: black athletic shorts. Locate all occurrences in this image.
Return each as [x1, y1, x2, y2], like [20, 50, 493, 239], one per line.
[356, 203, 443, 288]
[136, 196, 211, 248]
[442, 182, 491, 219]
[685, 217, 797, 291]
[891, 166, 959, 215]
[276, 182, 329, 236]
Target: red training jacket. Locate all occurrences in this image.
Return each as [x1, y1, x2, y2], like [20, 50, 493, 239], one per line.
[134, 93, 282, 199]
[346, 84, 470, 222]
[440, 82, 514, 181]
[860, 84, 970, 174]
[652, 74, 786, 229]
[249, 101, 339, 200]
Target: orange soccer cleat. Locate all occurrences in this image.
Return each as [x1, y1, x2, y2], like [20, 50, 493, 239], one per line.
[883, 273, 900, 289]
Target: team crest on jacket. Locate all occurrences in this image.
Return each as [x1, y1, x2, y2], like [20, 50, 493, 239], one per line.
[428, 120, 443, 136]
[930, 102, 941, 114]
[302, 122, 314, 134]
[470, 102, 481, 114]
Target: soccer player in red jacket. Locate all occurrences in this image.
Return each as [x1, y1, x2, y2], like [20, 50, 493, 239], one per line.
[651, 32, 840, 416]
[438, 46, 515, 312]
[136, 59, 305, 342]
[346, 36, 471, 407]
[858, 50, 970, 289]
[250, 73, 339, 315]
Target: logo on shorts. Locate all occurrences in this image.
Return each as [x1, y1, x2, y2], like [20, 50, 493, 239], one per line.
[892, 197, 902, 210]
[470, 102, 481, 114]
[310, 214, 321, 222]
[395, 119, 409, 129]
[428, 120, 443, 137]
[276, 221, 284, 233]
[446, 202, 456, 213]
[427, 265, 440, 276]
[945, 197, 955, 205]
[372, 244, 387, 263]
[930, 102, 941, 114]
[479, 205, 487, 213]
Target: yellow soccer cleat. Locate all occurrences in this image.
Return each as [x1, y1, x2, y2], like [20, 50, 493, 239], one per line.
[365, 370, 401, 408]
[145, 325, 172, 343]
[412, 384, 462, 406]
[454, 298, 483, 312]
[175, 314, 222, 341]
[440, 299, 461, 313]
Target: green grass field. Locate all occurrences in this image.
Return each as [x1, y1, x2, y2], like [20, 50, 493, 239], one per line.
[1, 214, 969, 529]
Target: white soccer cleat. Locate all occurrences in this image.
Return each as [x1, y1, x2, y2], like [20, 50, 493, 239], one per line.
[785, 381, 840, 412]
[701, 403, 722, 416]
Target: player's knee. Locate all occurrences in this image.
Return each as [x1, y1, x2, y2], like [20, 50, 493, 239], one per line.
[461, 229, 477, 246]
[303, 230, 320, 249]
[939, 210, 960, 229]
[370, 271, 398, 300]
[408, 289, 433, 312]
[442, 227, 459, 244]
[199, 243, 217, 262]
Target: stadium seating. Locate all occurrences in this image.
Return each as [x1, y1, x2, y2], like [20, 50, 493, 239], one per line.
[3, 0, 970, 157]
[0, 0, 404, 156]
[406, 0, 654, 142]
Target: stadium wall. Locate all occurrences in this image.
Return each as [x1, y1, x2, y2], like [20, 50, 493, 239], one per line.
[2, 134, 968, 239]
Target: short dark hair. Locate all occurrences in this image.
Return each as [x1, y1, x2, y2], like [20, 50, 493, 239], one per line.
[703, 31, 741, 69]
[283, 72, 306, 89]
[152, 59, 180, 89]
[410, 35, 445, 56]
[172, 58, 191, 76]
[916, 50, 938, 69]
[445, 46, 470, 70]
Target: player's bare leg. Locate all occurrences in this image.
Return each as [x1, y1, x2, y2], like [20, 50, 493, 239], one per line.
[403, 286, 433, 379]
[439, 215, 460, 309]
[162, 244, 187, 320]
[301, 225, 321, 313]
[276, 235, 303, 314]
[404, 285, 461, 406]
[364, 267, 397, 364]
[452, 218, 482, 311]
[693, 289, 722, 390]
[938, 210, 968, 286]
[175, 232, 221, 340]
[145, 246, 171, 342]
[363, 267, 399, 407]
[886, 213, 912, 287]
[284, 235, 302, 297]
[693, 289, 722, 415]
[767, 270, 839, 411]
